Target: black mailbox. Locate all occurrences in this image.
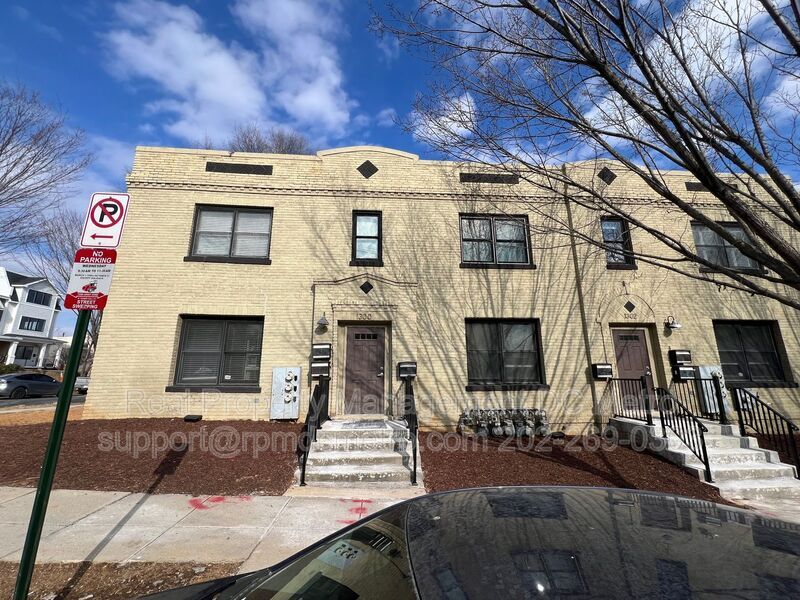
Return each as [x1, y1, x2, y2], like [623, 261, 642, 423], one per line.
[672, 365, 696, 381]
[591, 363, 613, 380]
[397, 361, 417, 379]
[312, 343, 332, 361]
[311, 362, 330, 379]
[668, 349, 692, 366]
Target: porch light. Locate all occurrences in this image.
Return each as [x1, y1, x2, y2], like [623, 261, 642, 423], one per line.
[664, 315, 682, 330]
[316, 313, 329, 329]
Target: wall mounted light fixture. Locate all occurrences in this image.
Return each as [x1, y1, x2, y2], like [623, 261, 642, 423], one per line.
[316, 313, 330, 330]
[664, 315, 682, 330]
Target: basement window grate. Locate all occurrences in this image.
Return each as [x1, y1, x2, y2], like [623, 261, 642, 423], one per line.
[206, 162, 273, 175]
[459, 172, 519, 184]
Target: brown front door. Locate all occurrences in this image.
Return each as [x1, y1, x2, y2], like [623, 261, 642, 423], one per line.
[344, 326, 385, 414]
[612, 328, 654, 390]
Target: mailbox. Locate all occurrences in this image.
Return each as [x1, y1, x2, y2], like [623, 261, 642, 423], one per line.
[312, 343, 332, 361]
[310, 362, 330, 379]
[672, 365, 696, 381]
[668, 349, 692, 366]
[397, 361, 417, 379]
[591, 363, 613, 380]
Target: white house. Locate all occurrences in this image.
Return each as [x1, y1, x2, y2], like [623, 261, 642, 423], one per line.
[0, 267, 64, 368]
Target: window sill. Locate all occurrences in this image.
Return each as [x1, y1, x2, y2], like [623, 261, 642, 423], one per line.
[184, 256, 271, 265]
[165, 385, 262, 393]
[349, 259, 383, 267]
[606, 263, 638, 270]
[465, 383, 550, 392]
[727, 381, 798, 389]
[460, 263, 536, 270]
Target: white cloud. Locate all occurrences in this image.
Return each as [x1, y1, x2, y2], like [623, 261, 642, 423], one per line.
[12, 5, 63, 41]
[376, 36, 400, 62]
[103, 0, 266, 142]
[411, 93, 476, 145]
[231, 0, 355, 138]
[376, 108, 397, 127]
[63, 135, 134, 212]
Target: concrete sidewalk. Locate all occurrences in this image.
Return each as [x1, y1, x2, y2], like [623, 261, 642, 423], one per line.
[0, 486, 415, 574]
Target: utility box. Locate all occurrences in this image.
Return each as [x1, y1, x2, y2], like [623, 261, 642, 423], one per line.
[397, 361, 417, 379]
[270, 366, 301, 420]
[591, 363, 613, 380]
[668, 349, 692, 366]
[311, 343, 332, 380]
[672, 365, 696, 381]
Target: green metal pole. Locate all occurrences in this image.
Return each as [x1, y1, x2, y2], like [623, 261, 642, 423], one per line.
[13, 309, 91, 600]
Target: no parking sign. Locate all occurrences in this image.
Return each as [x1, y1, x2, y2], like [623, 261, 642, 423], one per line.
[80, 192, 130, 248]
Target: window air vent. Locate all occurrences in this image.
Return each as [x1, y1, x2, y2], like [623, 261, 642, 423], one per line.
[597, 167, 617, 185]
[685, 181, 707, 192]
[459, 172, 519, 184]
[206, 162, 273, 175]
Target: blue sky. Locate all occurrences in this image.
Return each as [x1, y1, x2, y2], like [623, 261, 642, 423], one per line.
[1, 0, 434, 334]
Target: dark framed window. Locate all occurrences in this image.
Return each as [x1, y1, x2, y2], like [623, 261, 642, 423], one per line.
[713, 321, 788, 384]
[15, 346, 35, 361]
[601, 217, 635, 269]
[512, 550, 588, 595]
[26, 290, 53, 306]
[351, 211, 382, 266]
[460, 215, 532, 268]
[691, 222, 761, 272]
[186, 205, 272, 264]
[465, 319, 546, 390]
[172, 317, 263, 390]
[19, 317, 46, 332]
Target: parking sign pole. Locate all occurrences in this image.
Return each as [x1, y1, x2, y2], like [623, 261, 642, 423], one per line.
[13, 309, 92, 600]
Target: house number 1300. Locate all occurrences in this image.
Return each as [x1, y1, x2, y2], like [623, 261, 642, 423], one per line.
[357, 313, 372, 320]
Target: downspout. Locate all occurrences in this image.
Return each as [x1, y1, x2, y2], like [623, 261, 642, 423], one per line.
[562, 166, 601, 433]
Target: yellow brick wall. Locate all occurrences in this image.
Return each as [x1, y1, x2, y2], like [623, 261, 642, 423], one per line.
[84, 146, 800, 431]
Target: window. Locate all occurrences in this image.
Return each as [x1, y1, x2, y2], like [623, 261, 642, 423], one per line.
[460, 215, 531, 267]
[512, 550, 587, 595]
[188, 206, 272, 263]
[20, 317, 46, 332]
[713, 321, 787, 384]
[691, 222, 761, 272]
[27, 290, 53, 306]
[465, 319, 545, 390]
[15, 347, 35, 361]
[601, 217, 635, 268]
[351, 211, 382, 266]
[173, 317, 263, 389]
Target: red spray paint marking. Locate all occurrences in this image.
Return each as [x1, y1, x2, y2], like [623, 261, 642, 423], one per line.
[188, 495, 253, 510]
[336, 498, 374, 525]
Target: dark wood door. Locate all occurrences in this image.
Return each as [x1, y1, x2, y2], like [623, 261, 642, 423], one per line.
[344, 327, 385, 414]
[612, 328, 654, 390]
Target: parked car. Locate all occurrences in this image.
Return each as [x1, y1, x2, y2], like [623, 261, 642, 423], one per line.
[144, 486, 800, 599]
[0, 373, 62, 399]
[74, 376, 90, 395]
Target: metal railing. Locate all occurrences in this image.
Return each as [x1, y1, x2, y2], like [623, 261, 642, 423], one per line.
[298, 376, 330, 486]
[608, 377, 653, 425]
[668, 376, 729, 424]
[732, 387, 800, 479]
[655, 388, 713, 482]
[402, 378, 419, 485]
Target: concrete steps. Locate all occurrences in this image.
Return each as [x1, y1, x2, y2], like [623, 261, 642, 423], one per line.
[610, 416, 799, 501]
[300, 419, 420, 487]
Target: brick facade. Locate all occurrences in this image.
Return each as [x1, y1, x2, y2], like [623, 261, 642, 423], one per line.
[83, 146, 800, 431]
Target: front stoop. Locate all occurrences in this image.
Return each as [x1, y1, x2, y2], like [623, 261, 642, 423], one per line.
[610, 417, 800, 502]
[299, 419, 423, 487]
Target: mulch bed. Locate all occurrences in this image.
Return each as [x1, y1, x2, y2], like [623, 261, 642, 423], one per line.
[0, 418, 302, 496]
[0, 561, 239, 600]
[420, 433, 730, 504]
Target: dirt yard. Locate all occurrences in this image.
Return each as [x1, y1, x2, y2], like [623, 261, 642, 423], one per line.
[419, 432, 730, 503]
[0, 418, 303, 496]
[0, 561, 239, 599]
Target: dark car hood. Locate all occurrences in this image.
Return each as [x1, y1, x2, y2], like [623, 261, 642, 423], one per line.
[143, 486, 800, 599]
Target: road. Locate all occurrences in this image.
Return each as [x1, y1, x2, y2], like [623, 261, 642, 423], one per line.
[0, 394, 86, 411]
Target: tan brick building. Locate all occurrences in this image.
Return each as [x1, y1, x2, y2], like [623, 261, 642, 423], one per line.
[83, 146, 800, 431]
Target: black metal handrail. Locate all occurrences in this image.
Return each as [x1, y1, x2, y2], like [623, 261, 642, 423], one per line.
[655, 388, 713, 482]
[298, 376, 330, 486]
[403, 378, 419, 485]
[669, 376, 729, 424]
[608, 377, 653, 425]
[732, 387, 800, 479]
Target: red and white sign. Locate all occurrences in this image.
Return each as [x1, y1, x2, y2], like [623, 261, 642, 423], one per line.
[80, 193, 130, 248]
[64, 248, 117, 310]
